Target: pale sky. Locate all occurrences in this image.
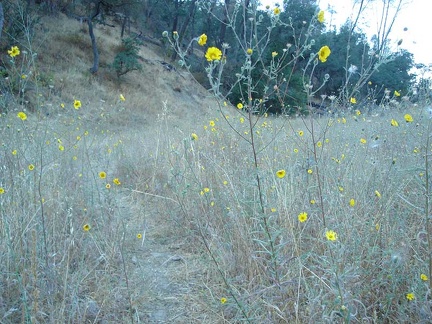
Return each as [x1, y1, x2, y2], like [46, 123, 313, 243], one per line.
[259, 0, 430, 69]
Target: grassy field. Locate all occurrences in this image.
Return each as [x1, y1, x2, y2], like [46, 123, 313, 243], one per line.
[1, 11, 432, 324]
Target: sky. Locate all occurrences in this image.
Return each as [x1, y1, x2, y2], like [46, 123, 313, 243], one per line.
[259, 0, 430, 72]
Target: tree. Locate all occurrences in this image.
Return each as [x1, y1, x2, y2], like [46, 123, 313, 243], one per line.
[64, 0, 140, 73]
[112, 36, 142, 77]
[369, 49, 414, 99]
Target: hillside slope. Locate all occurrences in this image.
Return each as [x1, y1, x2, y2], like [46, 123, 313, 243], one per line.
[31, 13, 219, 132]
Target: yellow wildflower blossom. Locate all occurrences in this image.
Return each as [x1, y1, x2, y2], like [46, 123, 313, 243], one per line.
[197, 33, 207, 46]
[17, 112, 27, 121]
[318, 45, 331, 63]
[205, 47, 222, 62]
[317, 10, 325, 23]
[276, 169, 286, 178]
[74, 100, 81, 109]
[326, 230, 337, 241]
[8, 46, 20, 57]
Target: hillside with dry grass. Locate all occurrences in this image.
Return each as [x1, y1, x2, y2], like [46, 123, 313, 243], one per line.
[28, 13, 217, 129]
[2, 9, 432, 324]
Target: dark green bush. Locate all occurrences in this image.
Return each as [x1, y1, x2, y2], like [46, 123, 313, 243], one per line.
[111, 37, 142, 78]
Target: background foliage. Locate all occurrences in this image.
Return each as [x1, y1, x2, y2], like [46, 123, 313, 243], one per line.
[1, 0, 417, 114]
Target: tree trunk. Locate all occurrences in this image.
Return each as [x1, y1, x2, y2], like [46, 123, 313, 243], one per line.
[178, 0, 197, 44]
[0, 3, 3, 41]
[121, 15, 127, 38]
[171, 0, 179, 33]
[88, 1, 102, 74]
[88, 19, 99, 73]
[172, 0, 197, 60]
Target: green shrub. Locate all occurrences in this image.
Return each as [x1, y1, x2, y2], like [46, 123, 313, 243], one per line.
[111, 37, 142, 78]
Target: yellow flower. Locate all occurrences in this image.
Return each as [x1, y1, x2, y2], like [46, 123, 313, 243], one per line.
[391, 119, 399, 127]
[406, 293, 415, 301]
[191, 133, 198, 140]
[349, 198, 356, 207]
[0, 187, 5, 194]
[28, 164, 35, 171]
[318, 45, 331, 63]
[404, 114, 413, 122]
[273, 7, 281, 15]
[240, 117, 245, 123]
[350, 97, 357, 104]
[203, 187, 210, 193]
[205, 47, 222, 62]
[99, 171, 107, 179]
[360, 138, 367, 144]
[338, 186, 344, 192]
[246, 48, 253, 55]
[394, 90, 401, 97]
[326, 230, 337, 241]
[12, 150, 17, 155]
[137, 233, 142, 239]
[209, 120, 215, 127]
[58, 145, 64, 151]
[298, 212, 308, 223]
[293, 148, 299, 153]
[298, 130, 304, 136]
[197, 33, 207, 46]
[317, 141, 322, 148]
[307, 169, 313, 174]
[119, 94, 126, 101]
[83, 224, 91, 232]
[317, 10, 325, 23]
[60, 103, 65, 108]
[8, 45, 20, 57]
[272, 51, 278, 57]
[237, 103, 243, 109]
[355, 110, 361, 116]
[113, 178, 121, 185]
[220, 297, 227, 304]
[421, 273, 428, 281]
[271, 208, 277, 212]
[276, 169, 286, 178]
[74, 100, 81, 109]
[375, 190, 381, 198]
[105, 183, 111, 189]
[17, 111, 27, 120]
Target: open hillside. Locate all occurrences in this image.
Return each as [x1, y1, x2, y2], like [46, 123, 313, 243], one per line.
[30, 13, 220, 130]
[1, 8, 432, 324]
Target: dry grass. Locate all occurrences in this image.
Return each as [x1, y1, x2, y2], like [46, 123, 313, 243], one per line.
[1, 11, 432, 324]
